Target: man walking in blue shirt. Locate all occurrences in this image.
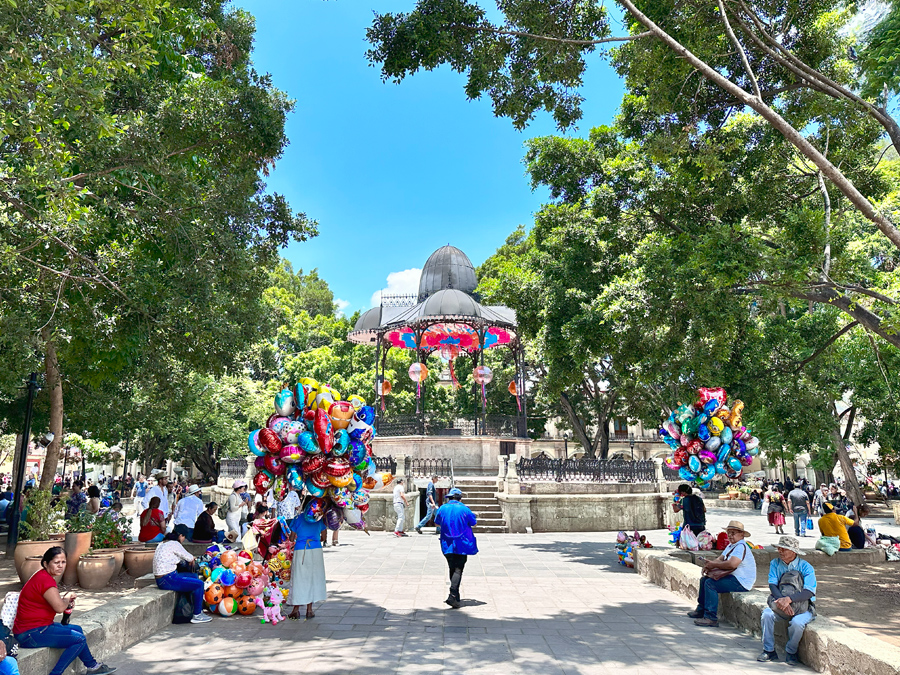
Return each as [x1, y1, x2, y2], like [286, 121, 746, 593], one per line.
[415, 475, 439, 535]
[434, 488, 477, 609]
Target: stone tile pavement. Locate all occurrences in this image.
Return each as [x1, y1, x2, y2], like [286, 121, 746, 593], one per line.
[105, 523, 814, 675]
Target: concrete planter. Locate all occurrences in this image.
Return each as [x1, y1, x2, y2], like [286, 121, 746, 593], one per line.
[63, 531, 93, 586]
[124, 547, 155, 577]
[77, 555, 116, 589]
[92, 548, 125, 577]
[20, 555, 45, 583]
[13, 540, 59, 583]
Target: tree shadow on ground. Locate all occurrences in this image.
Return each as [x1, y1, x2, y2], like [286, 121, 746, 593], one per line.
[510, 540, 634, 572]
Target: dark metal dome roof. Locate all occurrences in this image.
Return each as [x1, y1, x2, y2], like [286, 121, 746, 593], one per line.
[353, 307, 382, 332]
[420, 289, 481, 318]
[417, 245, 478, 301]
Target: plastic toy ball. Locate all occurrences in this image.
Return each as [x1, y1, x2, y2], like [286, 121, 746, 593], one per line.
[217, 597, 239, 616]
[204, 583, 224, 605]
[237, 596, 257, 616]
[218, 569, 236, 587]
[222, 584, 242, 599]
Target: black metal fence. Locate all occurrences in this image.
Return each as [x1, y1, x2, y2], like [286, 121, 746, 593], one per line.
[405, 457, 453, 478]
[220, 458, 247, 479]
[377, 413, 524, 438]
[372, 455, 397, 474]
[516, 454, 656, 483]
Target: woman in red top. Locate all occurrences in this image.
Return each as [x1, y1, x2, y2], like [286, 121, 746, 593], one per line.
[139, 496, 166, 542]
[14, 547, 115, 675]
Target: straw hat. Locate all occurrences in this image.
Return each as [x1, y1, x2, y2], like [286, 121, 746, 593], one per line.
[187, 484, 201, 496]
[725, 520, 751, 537]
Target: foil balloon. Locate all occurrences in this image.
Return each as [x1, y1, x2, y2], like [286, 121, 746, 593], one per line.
[698, 465, 716, 482]
[274, 389, 296, 417]
[678, 467, 696, 481]
[688, 455, 702, 473]
[325, 458, 351, 477]
[720, 426, 734, 445]
[328, 472, 353, 488]
[745, 436, 760, 450]
[254, 456, 266, 470]
[351, 473, 363, 491]
[304, 478, 326, 498]
[303, 497, 326, 522]
[674, 404, 695, 425]
[715, 461, 727, 474]
[268, 416, 292, 436]
[328, 486, 352, 507]
[351, 488, 369, 507]
[263, 454, 285, 476]
[282, 420, 306, 444]
[697, 387, 727, 409]
[707, 417, 725, 436]
[248, 430, 266, 457]
[331, 429, 350, 456]
[314, 387, 340, 413]
[280, 444, 303, 464]
[301, 453, 327, 475]
[254, 470, 274, 494]
[748, 444, 760, 456]
[699, 450, 716, 465]
[739, 453, 753, 467]
[324, 506, 344, 531]
[704, 436, 722, 453]
[348, 440, 367, 466]
[258, 428, 283, 454]
[344, 507, 362, 525]
[310, 471, 331, 490]
[286, 465, 305, 490]
[727, 456, 743, 472]
[473, 365, 493, 385]
[673, 448, 689, 467]
[314, 408, 334, 453]
[328, 401, 355, 430]
[686, 440, 703, 455]
[697, 424, 711, 441]
[347, 394, 366, 411]
[664, 457, 680, 471]
[298, 430, 319, 455]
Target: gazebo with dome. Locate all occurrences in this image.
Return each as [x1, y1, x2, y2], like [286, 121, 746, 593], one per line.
[347, 245, 527, 438]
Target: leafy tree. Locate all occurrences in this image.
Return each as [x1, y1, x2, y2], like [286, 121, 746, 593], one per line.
[0, 0, 314, 488]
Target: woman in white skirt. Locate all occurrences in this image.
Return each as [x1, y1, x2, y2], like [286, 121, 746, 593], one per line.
[287, 501, 327, 620]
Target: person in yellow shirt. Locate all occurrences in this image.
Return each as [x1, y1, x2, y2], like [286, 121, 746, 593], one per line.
[817, 502, 858, 551]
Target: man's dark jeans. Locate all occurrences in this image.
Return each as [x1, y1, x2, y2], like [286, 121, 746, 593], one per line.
[445, 553, 467, 602]
[695, 574, 748, 621]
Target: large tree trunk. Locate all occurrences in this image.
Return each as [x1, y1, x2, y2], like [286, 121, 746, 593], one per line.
[38, 329, 64, 491]
[596, 415, 611, 459]
[559, 392, 596, 458]
[829, 402, 865, 506]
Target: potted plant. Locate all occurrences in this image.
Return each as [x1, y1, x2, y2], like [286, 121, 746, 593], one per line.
[77, 554, 117, 589]
[90, 514, 132, 577]
[63, 511, 94, 586]
[14, 489, 64, 582]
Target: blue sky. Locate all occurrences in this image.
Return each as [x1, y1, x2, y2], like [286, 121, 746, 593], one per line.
[236, 1, 626, 314]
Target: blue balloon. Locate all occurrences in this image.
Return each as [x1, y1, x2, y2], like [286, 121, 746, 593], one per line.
[717, 446, 731, 464]
[365, 458, 377, 477]
[715, 461, 727, 474]
[703, 399, 719, 415]
[298, 431, 319, 455]
[218, 569, 236, 587]
[678, 467, 696, 481]
[248, 430, 266, 457]
[697, 424, 711, 441]
[728, 456, 743, 472]
[348, 440, 367, 466]
[688, 455, 702, 473]
[286, 465, 305, 490]
[331, 429, 350, 456]
[699, 465, 716, 482]
[721, 426, 734, 445]
[304, 478, 325, 498]
[355, 406, 375, 426]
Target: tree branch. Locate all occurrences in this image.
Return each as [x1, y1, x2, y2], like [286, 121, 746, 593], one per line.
[449, 23, 653, 46]
[717, 0, 761, 99]
[793, 321, 858, 372]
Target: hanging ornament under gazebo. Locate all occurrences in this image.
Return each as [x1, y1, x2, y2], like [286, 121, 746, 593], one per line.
[473, 365, 493, 409]
[508, 380, 521, 412]
[376, 379, 392, 411]
[439, 345, 462, 388]
[408, 362, 429, 397]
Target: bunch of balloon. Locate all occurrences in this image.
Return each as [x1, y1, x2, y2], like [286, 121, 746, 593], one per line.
[659, 387, 760, 488]
[199, 548, 267, 617]
[247, 377, 391, 537]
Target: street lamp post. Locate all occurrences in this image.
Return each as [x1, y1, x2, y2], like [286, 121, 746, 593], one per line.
[629, 432, 635, 462]
[563, 432, 569, 458]
[8, 373, 40, 552]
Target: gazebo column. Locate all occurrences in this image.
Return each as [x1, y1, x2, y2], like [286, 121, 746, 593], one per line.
[479, 327, 487, 436]
[373, 334, 382, 432]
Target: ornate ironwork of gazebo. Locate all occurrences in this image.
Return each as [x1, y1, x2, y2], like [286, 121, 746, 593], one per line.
[347, 245, 527, 437]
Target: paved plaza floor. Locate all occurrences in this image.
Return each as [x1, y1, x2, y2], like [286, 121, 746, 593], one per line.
[106, 512, 833, 675]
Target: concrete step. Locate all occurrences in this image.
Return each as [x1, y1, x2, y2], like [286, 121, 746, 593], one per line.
[464, 497, 499, 504]
[474, 517, 506, 525]
[469, 505, 501, 513]
[473, 525, 508, 533]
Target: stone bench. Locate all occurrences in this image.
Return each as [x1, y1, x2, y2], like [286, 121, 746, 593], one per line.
[634, 548, 900, 675]
[17, 587, 175, 675]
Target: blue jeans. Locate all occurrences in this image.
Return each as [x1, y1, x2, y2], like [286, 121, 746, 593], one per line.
[0, 656, 19, 675]
[695, 574, 748, 620]
[156, 572, 204, 615]
[141, 533, 164, 543]
[762, 607, 815, 655]
[16, 624, 98, 675]
[792, 509, 807, 536]
[417, 504, 436, 529]
[173, 525, 193, 540]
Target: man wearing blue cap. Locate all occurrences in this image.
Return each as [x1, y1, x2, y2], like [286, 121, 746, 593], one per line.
[434, 488, 477, 608]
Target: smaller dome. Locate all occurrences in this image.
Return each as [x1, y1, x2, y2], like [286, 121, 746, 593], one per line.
[421, 289, 482, 318]
[353, 307, 382, 332]
[418, 245, 478, 300]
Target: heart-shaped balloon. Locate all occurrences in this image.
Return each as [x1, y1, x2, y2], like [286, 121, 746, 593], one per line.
[258, 428, 282, 454]
[301, 454, 327, 475]
[314, 408, 334, 453]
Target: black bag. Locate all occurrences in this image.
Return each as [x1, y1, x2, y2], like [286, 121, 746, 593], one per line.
[0, 625, 18, 659]
[172, 591, 194, 624]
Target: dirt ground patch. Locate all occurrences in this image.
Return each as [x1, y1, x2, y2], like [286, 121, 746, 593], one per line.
[814, 563, 900, 647]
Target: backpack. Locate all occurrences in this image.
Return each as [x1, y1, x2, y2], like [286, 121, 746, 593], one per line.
[767, 569, 811, 619]
[217, 503, 228, 521]
[172, 591, 194, 624]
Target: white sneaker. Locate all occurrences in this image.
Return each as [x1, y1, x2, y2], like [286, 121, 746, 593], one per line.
[191, 614, 212, 624]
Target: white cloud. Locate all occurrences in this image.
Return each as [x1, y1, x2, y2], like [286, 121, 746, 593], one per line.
[370, 268, 421, 307]
[335, 298, 350, 317]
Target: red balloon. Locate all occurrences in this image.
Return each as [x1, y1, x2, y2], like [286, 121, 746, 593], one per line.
[314, 408, 334, 453]
[234, 571, 253, 589]
[254, 470, 274, 493]
[358, 502, 369, 513]
[673, 449, 689, 467]
[310, 471, 331, 489]
[325, 458, 351, 478]
[258, 428, 282, 454]
[302, 453, 327, 475]
[686, 440, 703, 455]
[263, 454, 285, 476]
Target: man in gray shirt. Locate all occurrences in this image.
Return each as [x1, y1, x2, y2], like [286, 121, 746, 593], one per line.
[787, 485, 812, 537]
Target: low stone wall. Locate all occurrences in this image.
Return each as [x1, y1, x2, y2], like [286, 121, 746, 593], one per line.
[497, 492, 669, 533]
[518, 481, 658, 495]
[371, 436, 532, 472]
[634, 548, 900, 675]
[19, 587, 175, 675]
[365, 491, 420, 532]
[893, 501, 900, 525]
[710, 498, 754, 510]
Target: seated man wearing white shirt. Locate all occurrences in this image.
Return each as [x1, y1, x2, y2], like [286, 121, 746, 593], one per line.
[172, 484, 205, 540]
[688, 519, 757, 627]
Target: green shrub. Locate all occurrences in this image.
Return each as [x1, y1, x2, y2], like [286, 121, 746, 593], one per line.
[19, 489, 63, 541]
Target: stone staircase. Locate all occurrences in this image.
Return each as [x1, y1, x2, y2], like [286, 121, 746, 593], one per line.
[454, 478, 507, 533]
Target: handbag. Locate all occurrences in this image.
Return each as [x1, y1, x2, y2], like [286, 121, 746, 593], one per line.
[172, 592, 194, 624]
[241, 528, 259, 554]
[806, 517, 814, 530]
